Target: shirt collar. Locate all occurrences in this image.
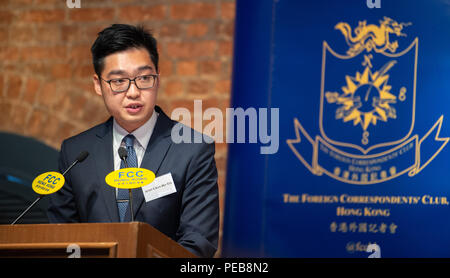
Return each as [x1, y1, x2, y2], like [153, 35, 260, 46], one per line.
[113, 109, 159, 150]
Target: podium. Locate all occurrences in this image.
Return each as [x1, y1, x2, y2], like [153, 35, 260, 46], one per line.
[0, 222, 196, 258]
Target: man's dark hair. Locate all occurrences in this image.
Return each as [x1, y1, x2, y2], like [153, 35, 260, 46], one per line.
[91, 24, 159, 76]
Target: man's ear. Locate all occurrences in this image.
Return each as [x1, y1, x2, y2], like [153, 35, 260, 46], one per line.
[93, 74, 103, 96]
[156, 70, 161, 89]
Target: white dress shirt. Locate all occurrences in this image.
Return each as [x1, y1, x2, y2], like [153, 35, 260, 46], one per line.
[112, 110, 158, 196]
[112, 109, 159, 170]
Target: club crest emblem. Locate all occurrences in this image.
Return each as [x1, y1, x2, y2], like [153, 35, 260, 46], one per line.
[287, 17, 448, 185]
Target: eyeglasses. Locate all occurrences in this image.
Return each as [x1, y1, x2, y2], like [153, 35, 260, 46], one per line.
[100, 74, 158, 93]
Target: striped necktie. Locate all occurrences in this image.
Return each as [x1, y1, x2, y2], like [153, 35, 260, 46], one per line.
[116, 134, 138, 222]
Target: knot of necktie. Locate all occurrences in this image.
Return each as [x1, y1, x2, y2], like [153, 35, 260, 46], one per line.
[123, 134, 135, 148]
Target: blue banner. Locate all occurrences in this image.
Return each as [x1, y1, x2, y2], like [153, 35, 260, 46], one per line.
[223, 0, 450, 257]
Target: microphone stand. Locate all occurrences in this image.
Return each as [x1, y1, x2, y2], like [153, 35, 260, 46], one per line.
[120, 158, 134, 222]
[11, 151, 89, 225]
[10, 196, 43, 225]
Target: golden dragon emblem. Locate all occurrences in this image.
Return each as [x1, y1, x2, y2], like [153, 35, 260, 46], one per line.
[335, 16, 411, 55]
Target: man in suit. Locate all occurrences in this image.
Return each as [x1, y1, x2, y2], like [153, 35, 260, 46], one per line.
[47, 24, 219, 258]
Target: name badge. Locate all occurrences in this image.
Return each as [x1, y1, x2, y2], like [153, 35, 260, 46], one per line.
[142, 173, 177, 202]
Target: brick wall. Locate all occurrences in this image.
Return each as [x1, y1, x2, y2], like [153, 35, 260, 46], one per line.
[0, 0, 234, 256]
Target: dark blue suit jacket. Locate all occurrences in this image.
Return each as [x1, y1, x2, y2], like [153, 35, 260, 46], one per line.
[47, 106, 219, 257]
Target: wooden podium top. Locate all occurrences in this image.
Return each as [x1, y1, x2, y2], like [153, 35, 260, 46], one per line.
[0, 222, 196, 258]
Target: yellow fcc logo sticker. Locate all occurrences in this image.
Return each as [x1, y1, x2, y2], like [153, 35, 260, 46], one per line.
[105, 168, 155, 189]
[32, 172, 65, 195]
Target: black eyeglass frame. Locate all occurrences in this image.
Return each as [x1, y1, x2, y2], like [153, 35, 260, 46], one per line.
[99, 74, 159, 93]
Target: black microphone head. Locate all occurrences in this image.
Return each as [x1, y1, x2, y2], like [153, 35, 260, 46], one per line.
[118, 147, 128, 160]
[76, 151, 89, 162]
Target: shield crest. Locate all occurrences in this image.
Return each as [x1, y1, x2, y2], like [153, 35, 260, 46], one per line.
[319, 38, 418, 154]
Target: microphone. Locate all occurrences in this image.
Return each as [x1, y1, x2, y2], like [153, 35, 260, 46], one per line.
[118, 147, 128, 168]
[62, 151, 89, 175]
[117, 146, 134, 222]
[11, 151, 90, 225]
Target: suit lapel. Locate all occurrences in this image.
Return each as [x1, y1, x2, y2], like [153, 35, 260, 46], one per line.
[93, 118, 120, 222]
[127, 107, 173, 220]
